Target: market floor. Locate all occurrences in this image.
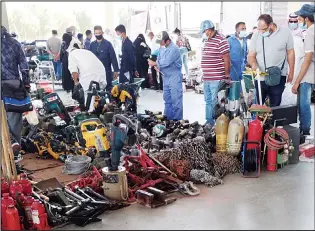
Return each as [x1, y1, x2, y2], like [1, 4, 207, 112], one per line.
[62, 163, 314, 230]
[57, 89, 315, 230]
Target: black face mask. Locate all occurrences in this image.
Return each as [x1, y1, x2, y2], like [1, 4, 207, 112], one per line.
[95, 35, 103, 40]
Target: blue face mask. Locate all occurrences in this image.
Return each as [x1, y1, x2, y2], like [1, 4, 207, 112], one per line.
[288, 22, 298, 30]
[298, 22, 307, 30]
[239, 31, 247, 38]
[261, 30, 271, 37]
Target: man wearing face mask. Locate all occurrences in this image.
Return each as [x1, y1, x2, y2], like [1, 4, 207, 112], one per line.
[292, 4, 315, 136]
[247, 14, 295, 107]
[227, 22, 248, 81]
[200, 20, 231, 126]
[90, 25, 119, 91]
[115, 24, 138, 84]
[148, 31, 183, 120]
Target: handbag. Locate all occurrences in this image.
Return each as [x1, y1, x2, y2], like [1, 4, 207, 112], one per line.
[1, 79, 33, 113]
[262, 37, 286, 86]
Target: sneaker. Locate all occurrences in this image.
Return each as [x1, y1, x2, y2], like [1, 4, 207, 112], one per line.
[14, 154, 23, 163]
[11, 143, 23, 163]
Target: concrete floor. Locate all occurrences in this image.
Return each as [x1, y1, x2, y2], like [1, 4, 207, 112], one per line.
[56, 88, 314, 230]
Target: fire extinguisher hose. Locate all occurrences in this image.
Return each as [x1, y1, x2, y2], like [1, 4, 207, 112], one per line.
[63, 155, 92, 175]
[264, 127, 289, 150]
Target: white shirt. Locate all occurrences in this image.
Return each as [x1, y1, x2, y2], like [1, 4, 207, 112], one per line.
[68, 49, 107, 91]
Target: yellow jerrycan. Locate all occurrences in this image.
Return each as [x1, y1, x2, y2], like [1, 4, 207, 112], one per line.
[216, 114, 229, 153]
[226, 116, 245, 156]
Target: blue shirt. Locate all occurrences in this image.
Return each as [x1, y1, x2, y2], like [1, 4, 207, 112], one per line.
[90, 39, 119, 73]
[84, 38, 91, 50]
[157, 42, 182, 75]
[120, 37, 136, 72]
[227, 35, 248, 80]
[1, 28, 29, 84]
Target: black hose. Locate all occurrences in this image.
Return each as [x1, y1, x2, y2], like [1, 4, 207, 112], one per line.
[244, 149, 257, 172]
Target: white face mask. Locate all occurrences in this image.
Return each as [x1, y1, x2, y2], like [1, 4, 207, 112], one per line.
[239, 31, 247, 38]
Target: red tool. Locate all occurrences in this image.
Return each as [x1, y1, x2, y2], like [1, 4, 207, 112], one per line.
[247, 118, 263, 149]
[31, 200, 50, 230]
[19, 174, 32, 196]
[299, 144, 315, 158]
[1, 178, 9, 196]
[9, 181, 23, 200]
[267, 148, 278, 171]
[6, 205, 21, 230]
[19, 195, 35, 228]
[1, 193, 15, 230]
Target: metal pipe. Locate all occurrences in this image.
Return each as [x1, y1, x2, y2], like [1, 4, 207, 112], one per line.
[256, 68, 263, 105]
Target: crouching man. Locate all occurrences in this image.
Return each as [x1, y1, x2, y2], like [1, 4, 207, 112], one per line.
[66, 38, 107, 108]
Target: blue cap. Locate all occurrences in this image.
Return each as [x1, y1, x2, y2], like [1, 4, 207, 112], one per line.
[200, 20, 215, 34]
[295, 4, 315, 17]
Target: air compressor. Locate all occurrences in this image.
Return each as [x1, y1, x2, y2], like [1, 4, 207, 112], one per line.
[226, 117, 245, 156]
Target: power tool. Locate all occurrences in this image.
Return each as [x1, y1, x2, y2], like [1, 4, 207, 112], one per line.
[111, 84, 137, 113]
[107, 114, 138, 171]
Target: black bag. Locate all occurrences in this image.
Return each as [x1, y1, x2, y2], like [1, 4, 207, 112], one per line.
[186, 38, 192, 52]
[143, 45, 151, 58]
[262, 37, 286, 86]
[1, 80, 33, 113]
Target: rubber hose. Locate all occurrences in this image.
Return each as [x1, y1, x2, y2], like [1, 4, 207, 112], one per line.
[264, 127, 289, 150]
[62, 155, 92, 175]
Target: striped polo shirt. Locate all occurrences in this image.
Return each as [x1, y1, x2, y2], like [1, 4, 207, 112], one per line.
[201, 31, 230, 81]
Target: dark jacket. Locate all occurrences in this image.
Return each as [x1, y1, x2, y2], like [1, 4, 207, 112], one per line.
[1, 26, 29, 85]
[90, 38, 119, 74]
[133, 34, 149, 63]
[120, 37, 136, 73]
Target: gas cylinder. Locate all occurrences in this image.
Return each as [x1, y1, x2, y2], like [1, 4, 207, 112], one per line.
[267, 148, 277, 172]
[1, 193, 15, 230]
[102, 166, 128, 201]
[6, 205, 21, 230]
[216, 114, 229, 153]
[226, 117, 245, 156]
[1, 178, 9, 195]
[19, 174, 32, 196]
[31, 200, 50, 230]
[247, 118, 263, 149]
[10, 181, 23, 200]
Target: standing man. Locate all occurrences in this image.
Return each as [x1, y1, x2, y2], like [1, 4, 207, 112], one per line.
[148, 31, 162, 90]
[228, 22, 248, 81]
[292, 4, 315, 136]
[247, 14, 295, 106]
[174, 28, 190, 78]
[148, 31, 183, 120]
[115, 24, 138, 83]
[47, 30, 62, 81]
[84, 30, 92, 50]
[200, 20, 231, 126]
[77, 33, 84, 48]
[90, 25, 119, 91]
[1, 26, 30, 162]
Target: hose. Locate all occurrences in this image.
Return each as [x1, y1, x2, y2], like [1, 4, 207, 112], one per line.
[264, 127, 289, 150]
[63, 155, 92, 175]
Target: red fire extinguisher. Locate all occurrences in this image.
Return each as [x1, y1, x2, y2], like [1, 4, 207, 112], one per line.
[247, 118, 263, 149]
[1, 178, 10, 196]
[31, 200, 50, 230]
[267, 148, 277, 172]
[6, 204, 21, 230]
[9, 181, 23, 200]
[1, 193, 15, 230]
[19, 174, 32, 196]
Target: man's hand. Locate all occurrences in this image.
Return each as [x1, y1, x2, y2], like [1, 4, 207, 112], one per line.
[114, 72, 118, 80]
[135, 71, 139, 77]
[292, 82, 299, 95]
[148, 59, 156, 67]
[287, 72, 293, 83]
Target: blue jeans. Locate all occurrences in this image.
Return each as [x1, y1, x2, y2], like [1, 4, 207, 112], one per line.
[53, 60, 62, 80]
[180, 47, 189, 75]
[298, 82, 315, 134]
[204, 80, 220, 125]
